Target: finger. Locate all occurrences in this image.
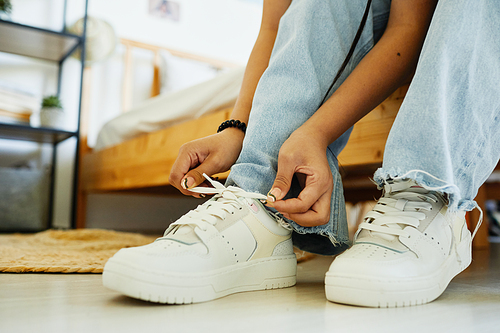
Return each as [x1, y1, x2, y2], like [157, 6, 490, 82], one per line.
[267, 159, 296, 204]
[182, 169, 206, 190]
[170, 163, 198, 197]
[282, 190, 332, 227]
[169, 141, 215, 197]
[182, 155, 225, 190]
[169, 153, 203, 197]
[272, 182, 326, 214]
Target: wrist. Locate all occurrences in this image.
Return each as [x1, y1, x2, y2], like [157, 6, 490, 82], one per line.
[218, 126, 245, 143]
[294, 122, 331, 150]
[218, 119, 247, 134]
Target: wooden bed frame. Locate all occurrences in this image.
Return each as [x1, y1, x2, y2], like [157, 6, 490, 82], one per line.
[76, 39, 489, 249]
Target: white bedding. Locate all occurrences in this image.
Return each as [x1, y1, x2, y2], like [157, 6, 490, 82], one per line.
[94, 67, 245, 151]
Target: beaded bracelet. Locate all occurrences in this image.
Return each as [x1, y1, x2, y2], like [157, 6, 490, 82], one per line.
[217, 119, 247, 134]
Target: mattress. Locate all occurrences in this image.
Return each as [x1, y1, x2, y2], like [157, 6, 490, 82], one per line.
[94, 67, 245, 150]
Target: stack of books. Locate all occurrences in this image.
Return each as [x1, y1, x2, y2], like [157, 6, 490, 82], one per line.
[0, 82, 39, 125]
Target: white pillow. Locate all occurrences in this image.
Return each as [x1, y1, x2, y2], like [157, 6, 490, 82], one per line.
[159, 50, 220, 94]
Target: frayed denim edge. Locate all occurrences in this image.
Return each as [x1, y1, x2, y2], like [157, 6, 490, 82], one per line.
[373, 167, 476, 212]
[270, 211, 345, 247]
[228, 177, 346, 247]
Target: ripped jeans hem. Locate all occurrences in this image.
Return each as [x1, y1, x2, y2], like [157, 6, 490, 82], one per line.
[373, 168, 476, 212]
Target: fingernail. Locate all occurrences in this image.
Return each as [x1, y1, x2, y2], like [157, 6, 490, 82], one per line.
[200, 194, 206, 198]
[182, 177, 195, 189]
[267, 188, 281, 203]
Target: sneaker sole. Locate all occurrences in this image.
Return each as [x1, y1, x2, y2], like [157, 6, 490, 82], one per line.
[103, 255, 297, 304]
[324, 235, 472, 307]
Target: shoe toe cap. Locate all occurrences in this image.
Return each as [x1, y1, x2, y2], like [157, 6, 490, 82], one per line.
[105, 240, 210, 273]
[327, 243, 420, 280]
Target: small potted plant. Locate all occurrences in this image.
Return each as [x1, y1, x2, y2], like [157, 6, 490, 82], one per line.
[40, 95, 65, 128]
[0, 0, 12, 19]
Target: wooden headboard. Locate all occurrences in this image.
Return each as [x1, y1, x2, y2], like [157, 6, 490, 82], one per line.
[119, 38, 239, 112]
[77, 39, 241, 227]
[79, 38, 240, 153]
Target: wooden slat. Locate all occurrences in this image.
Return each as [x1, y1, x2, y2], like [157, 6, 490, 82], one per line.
[119, 38, 240, 114]
[81, 109, 232, 192]
[151, 51, 161, 98]
[121, 45, 133, 113]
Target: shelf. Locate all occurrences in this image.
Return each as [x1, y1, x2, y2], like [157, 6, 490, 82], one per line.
[0, 19, 82, 62]
[0, 123, 76, 144]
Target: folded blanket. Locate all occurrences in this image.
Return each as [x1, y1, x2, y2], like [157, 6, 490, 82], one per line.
[95, 67, 245, 150]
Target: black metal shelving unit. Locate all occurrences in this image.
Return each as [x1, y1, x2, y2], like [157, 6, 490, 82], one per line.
[0, 1, 88, 229]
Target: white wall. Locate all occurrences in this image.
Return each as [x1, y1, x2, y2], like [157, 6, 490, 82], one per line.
[83, 0, 262, 233]
[87, 0, 262, 64]
[0, 0, 262, 232]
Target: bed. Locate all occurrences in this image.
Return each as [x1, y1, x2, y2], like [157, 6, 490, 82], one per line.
[77, 39, 488, 249]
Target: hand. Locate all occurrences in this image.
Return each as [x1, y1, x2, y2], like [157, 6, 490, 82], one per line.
[266, 128, 333, 227]
[169, 128, 244, 197]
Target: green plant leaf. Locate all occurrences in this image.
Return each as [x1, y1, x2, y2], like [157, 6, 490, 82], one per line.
[0, 0, 13, 14]
[42, 95, 63, 109]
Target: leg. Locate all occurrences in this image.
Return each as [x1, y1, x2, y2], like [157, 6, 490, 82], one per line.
[374, 0, 500, 211]
[227, 0, 391, 254]
[101, 0, 393, 303]
[326, 0, 500, 307]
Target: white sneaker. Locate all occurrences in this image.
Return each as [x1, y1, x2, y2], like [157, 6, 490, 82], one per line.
[103, 176, 296, 304]
[325, 179, 478, 307]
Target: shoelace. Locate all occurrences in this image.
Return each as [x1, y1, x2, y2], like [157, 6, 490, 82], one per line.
[377, 169, 483, 240]
[357, 178, 484, 265]
[167, 174, 267, 233]
[357, 181, 437, 240]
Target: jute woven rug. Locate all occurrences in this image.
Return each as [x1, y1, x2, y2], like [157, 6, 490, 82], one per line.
[0, 229, 158, 273]
[0, 229, 316, 274]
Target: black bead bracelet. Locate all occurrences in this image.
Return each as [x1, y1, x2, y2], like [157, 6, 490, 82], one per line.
[217, 119, 247, 134]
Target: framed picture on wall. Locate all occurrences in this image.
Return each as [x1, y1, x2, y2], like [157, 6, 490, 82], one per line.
[149, 0, 180, 22]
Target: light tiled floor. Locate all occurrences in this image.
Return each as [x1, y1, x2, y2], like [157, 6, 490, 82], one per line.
[1, 245, 500, 333]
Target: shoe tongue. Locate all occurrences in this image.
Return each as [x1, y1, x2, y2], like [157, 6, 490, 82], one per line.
[356, 210, 407, 250]
[355, 180, 427, 251]
[163, 225, 201, 244]
[355, 232, 408, 252]
[385, 179, 431, 196]
[172, 224, 194, 235]
[161, 195, 239, 244]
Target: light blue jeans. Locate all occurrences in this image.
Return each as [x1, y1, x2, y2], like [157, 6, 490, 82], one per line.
[227, 0, 500, 255]
[375, 0, 500, 214]
[227, 0, 391, 255]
